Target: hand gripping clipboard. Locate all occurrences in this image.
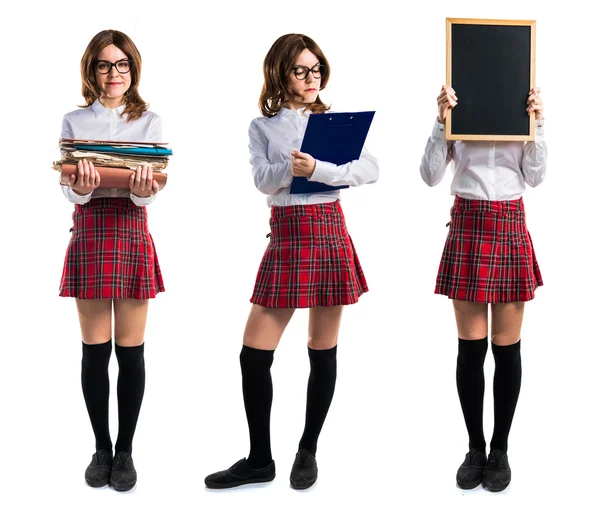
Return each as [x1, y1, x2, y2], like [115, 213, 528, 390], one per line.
[289, 111, 375, 194]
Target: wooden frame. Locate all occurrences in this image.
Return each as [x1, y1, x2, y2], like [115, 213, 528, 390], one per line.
[446, 18, 536, 141]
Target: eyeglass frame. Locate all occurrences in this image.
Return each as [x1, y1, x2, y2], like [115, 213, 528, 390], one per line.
[94, 59, 133, 75]
[291, 63, 326, 81]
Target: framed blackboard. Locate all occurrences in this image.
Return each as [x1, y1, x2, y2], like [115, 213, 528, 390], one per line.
[446, 18, 536, 141]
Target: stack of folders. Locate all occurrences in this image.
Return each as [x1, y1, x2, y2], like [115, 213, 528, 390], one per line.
[53, 138, 172, 190]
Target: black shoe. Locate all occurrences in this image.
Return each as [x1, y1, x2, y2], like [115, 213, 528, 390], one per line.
[204, 458, 276, 489]
[110, 451, 137, 492]
[456, 449, 486, 490]
[85, 449, 113, 488]
[483, 449, 511, 492]
[290, 449, 318, 490]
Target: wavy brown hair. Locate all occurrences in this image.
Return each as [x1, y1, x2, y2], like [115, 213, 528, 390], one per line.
[259, 34, 330, 117]
[80, 30, 148, 121]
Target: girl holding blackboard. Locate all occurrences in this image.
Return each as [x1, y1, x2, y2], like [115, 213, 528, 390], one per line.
[59, 30, 164, 491]
[204, 33, 378, 490]
[420, 85, 546, 492]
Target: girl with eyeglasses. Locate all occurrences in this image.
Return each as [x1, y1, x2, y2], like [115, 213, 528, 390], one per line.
[204, 33, 378, 490]
[420, 84, 546, 492]
[59, 29, 164, 492]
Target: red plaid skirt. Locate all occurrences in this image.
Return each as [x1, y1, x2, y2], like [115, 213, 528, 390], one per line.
[435, 196, 543, 303]
[250, 201, 368, 308]
[59, 198, 165, 299]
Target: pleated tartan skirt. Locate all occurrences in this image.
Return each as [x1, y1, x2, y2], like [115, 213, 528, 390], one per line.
[250, 200, 368, 308]
[59, 197, 165, 299]
[435, 196, 543, 303]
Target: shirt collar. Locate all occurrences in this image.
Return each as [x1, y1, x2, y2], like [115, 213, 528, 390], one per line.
[91, 98, 126, 117]
[278, 105, 310, 118]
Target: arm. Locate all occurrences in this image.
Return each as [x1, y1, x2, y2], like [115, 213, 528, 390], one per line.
[130, 191, 156, 206]
[420, 85, 457, 186]
[419, 120, 453, 187]
[61, 183, 93, 204]
[521, 120, 547, 187]
[249, 120, 293, 195]
[59, 115, 94, 204]
[522, 88, 547, 187]
[308, 146, 379, 187]
[130, 114, 163, 206]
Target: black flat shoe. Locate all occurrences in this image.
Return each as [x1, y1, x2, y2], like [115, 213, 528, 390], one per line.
[110, 451, 137, 492]
[85, 449, 113, 488]
[456, 449, 486, 490]
[205, 458, 276, 489]
[290, 449, 318, 490]
[483, 449, 511, 492]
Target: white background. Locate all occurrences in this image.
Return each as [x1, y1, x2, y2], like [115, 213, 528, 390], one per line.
[0, 0, 597, 505]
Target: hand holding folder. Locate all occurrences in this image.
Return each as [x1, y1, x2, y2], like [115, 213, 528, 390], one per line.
[59, 164, 168, 191]
[53, 138, 172, 191]
[290, 111, 375, 194]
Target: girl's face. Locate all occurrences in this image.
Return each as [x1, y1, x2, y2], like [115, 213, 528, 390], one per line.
[94, 44, 132, 106]
[288, 48, 322, 108]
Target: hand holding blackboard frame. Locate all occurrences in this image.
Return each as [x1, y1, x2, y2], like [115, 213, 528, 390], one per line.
[446, 18, 536, 141]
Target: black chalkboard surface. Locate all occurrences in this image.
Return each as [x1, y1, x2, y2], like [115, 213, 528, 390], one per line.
[446, 18, 536, 141]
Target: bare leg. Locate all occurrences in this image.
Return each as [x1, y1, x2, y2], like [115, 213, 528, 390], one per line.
[113, 299, 149, 347]
[491, 302, 524, 346]
[453, 300, 488, 340]
[76, 299, 112, 345]
[243, 304, 295, 350]
[307, 306, 343, 350]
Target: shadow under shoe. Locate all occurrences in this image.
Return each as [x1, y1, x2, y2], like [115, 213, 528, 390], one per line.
[110, 451, 137, 492]
[205, 458, 276, 489]
[85, 449, 113, 488]
[483, 449, 511, 492]
[456, 449, 487, 490]
[290, 449, 318, 490]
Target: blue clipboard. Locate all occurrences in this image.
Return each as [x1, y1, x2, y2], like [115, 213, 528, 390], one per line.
[74, 145, 173, 156]
[290, 111, 375, 194]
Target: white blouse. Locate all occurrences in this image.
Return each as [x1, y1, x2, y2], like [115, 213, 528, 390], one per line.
[419, 119, 547, 200]
[60, 99, 163, 206]
[249, 106, 379, 207]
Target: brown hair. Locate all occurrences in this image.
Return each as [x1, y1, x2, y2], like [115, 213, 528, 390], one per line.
[79, 30, 147, 121]
[259, 34, 330, 117]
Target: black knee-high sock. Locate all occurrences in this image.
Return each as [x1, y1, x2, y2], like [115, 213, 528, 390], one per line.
[490, 341, 522, 453]
[298, 345, 338, 456]
[114, 343, 146, 455]
[240, 345, 275, 469]
[81, 340, 113, 451]
[456, 337, 488, 453]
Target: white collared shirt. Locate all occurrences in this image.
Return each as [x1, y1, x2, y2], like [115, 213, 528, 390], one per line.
[419, 119, 547, 200]
[60, 99, 163, 206]
[249, 107, 379, 207]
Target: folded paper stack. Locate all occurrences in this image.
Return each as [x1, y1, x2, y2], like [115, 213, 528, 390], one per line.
[53, 138, 172, 190]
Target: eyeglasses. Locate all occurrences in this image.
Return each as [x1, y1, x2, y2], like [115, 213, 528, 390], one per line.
[291, 63, 325, 81]
[94, 59, 132, 74]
